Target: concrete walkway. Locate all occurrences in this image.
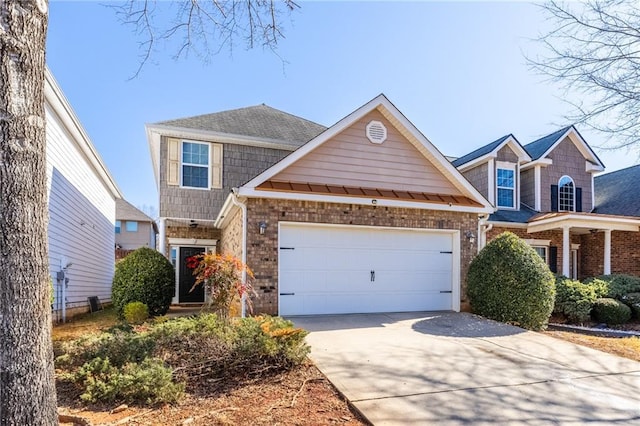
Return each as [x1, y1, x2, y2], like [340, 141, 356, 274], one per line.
[291, 312, 640, 425]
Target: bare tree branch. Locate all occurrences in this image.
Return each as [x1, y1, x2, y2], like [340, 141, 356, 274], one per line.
[111, 0, 300, 78]
[529, 0, 640, 154]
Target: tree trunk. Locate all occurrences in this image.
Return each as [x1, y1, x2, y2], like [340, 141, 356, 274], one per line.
[0, 1, 56, 424]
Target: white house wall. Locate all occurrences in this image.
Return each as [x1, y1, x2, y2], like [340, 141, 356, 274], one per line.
[45, 102, 116, 311]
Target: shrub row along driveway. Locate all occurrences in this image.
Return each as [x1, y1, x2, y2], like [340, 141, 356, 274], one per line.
[292, 312, 640, 425]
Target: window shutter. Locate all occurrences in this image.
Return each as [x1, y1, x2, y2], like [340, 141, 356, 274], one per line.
[576, 187, 582, 212]
[549, 246, 558, 273]
[550, 184, 558, 212]
[167, 138, 180, 186]
[210, 143, 223, 189]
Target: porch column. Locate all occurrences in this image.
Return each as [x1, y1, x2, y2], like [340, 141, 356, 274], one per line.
[158, 217, 166, 256]
[562, 225, 570, 277]
[603, 229, 612, 275]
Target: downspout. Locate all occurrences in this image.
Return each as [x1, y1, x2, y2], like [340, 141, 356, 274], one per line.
[478, 214, 492, 253]
[230, 188, 248, 318]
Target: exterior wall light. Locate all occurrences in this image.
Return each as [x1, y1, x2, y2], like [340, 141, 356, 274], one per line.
[465, 230, 476, 245]
[259, 221, 267, 235]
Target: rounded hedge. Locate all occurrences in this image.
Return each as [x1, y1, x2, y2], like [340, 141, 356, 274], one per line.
[585, 274, 640, 299]
[123, 301, 150, 325]
[112, 247, 175, 317]
[467, 232, 555, 330]
[592, 298, 631, 325]
[620, 292, 640, 319]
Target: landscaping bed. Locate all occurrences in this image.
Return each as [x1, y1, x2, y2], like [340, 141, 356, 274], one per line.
[54, 308, 367, 426]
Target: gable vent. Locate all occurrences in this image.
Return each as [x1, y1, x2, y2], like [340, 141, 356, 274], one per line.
[366, 120, 387, 144]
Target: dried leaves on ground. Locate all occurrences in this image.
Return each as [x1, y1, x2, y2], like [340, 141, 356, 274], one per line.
[545, 331, 640, 362]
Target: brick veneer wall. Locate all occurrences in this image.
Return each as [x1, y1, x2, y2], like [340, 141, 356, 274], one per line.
[486, 226, 581, 275]
[242, 198, 479, 315]
[580, 231, 640, 278]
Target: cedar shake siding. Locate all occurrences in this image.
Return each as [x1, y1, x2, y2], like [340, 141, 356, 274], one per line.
[496, 145, 519, 162]
[241, 198, 478, 315]
[540, 137, 593, 213]
[159, 137, 293, 219]
[521, 168, 535, 209]
[462, 163, 489, 200]
[272, 110, 462, 196]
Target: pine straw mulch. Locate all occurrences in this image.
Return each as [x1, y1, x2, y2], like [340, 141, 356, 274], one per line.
[543, 330, 640, 362]
[57, 360, 368, 426]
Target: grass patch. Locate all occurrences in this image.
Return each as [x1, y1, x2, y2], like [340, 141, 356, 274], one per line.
[52, 307, 119, 342]
[545, 331, 640, 362]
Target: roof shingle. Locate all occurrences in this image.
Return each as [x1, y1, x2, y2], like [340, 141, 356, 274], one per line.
[451, 134, 512, 167]
[594, 165, 640, 217]
[156, 104, 327, 145]
[524, 126, 572, 160]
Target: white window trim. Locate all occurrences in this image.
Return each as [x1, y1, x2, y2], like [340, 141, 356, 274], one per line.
[180, 140, 211, 190]
[532, 246, 548, 263]
[558, 175, 575, 212]
[496, 161, 517, 210]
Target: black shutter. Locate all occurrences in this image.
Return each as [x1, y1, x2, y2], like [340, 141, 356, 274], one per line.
[576, 187, 582, 212]
[549, 246, 558, 274]
[551, 185, 558, 212]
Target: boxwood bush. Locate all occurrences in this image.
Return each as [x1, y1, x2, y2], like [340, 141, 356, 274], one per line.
[112, 247, 175, 317]
[621, 292, 640, 319]
[592, 298, 632, 325]
[467, 232, 555, 330]
[554, 276, 598, 323]
[585, 274, 640, 299]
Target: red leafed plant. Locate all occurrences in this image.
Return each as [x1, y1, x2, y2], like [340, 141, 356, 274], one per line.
[187, 253, 254, 320]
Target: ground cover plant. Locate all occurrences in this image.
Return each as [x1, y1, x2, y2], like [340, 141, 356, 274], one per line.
[56, 313, 310, 406]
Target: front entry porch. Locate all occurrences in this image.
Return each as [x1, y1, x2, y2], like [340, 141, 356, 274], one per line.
[528, 212, 640, 277]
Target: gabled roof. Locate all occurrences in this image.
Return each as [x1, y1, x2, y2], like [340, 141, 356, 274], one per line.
[116, 199, 155, 223]
[156, 104, 326, 145]
[229, 94, 494, 216]
[594, 165, 640, 217]
[523, 125, 604, 169]
[451, 134, 531, 170]
[452, 134, 511, 167]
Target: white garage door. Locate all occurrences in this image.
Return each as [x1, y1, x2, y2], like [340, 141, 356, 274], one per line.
[278, 223, 458, 315]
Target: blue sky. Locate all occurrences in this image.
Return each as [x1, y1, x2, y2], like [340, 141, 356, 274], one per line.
[46, 1, 637, 214]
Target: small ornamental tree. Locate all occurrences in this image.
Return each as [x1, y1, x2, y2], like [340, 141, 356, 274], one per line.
[188, 253, 255, 321]
[467, 232, 556, 330]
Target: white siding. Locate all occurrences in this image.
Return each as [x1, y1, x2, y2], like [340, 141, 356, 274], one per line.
[45, 103, 116, 310]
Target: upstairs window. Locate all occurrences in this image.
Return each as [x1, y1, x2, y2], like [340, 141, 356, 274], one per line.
[496, 165, 516, 209]
[182, 141, 209, 188]
[126, 221, 138, 232]
[558, 175, 575, 212]
[115, 220, 121, 234]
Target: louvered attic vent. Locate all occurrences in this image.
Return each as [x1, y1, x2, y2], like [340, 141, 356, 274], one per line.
[366, 120, 387, 144]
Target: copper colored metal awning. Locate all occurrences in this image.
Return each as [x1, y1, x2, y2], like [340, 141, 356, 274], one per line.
[256, 180, 483, 207]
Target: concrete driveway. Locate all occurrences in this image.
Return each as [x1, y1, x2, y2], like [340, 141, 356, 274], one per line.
[291, 312, 640, 425]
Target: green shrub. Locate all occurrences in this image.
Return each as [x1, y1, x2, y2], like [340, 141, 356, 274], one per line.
[587, 278, 610, 299]
[554, 276, 597, 323]
[621, 292, 640, 319]
[124, 302, 149, 325]
[57, 329, 155, 369]
[585, 275, 640, 299]
[71, 357, 183, 404]
[112, 247, 175, 317]
[592, 298, 632, 325]
[467, 232, 555, 330]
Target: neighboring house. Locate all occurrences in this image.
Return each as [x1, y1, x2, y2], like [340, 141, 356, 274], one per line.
[45, 68, 122, 320]
[115, 199, 158, 252]
[146, 104, 326, 304]
[454, 126, 640, 280]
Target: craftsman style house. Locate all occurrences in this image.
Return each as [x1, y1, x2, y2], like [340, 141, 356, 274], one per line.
[147, 95, 640, 315]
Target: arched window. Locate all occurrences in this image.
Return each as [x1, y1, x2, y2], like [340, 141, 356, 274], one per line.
[558, 176, 575, 212]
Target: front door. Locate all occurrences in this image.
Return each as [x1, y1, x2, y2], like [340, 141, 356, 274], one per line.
[179, 246, 205, 303]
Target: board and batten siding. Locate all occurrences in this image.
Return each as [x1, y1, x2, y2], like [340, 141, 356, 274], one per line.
[272, 110, 462, 195]
[45, 102, 117, 312]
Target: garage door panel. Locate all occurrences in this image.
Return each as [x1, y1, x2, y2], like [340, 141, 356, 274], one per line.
[279, 224, 456, 315]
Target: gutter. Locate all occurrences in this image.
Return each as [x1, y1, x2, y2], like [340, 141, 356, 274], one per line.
[230, 188, 248, 318]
